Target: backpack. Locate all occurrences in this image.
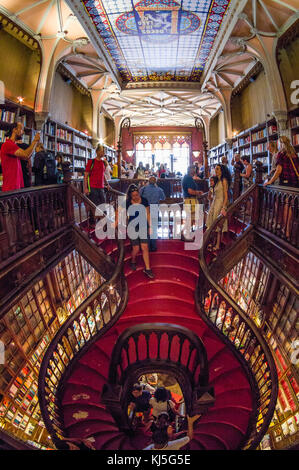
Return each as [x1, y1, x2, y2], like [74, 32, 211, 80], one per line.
[44, 156, 57, 181]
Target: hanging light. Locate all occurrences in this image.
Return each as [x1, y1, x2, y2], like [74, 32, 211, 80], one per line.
[127, 150, 134, 157]
[193, 151, 200, 158]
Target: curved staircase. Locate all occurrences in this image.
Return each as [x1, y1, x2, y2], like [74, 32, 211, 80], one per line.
[60, 238, 254, 450]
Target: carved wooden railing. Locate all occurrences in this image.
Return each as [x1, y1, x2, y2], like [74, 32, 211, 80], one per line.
[197, 183, 279, 450]
[0, 185, 68, 266]
[102, 323, 215, 430]
[37, 185, 128, 445]
[258, 185, 299, 249]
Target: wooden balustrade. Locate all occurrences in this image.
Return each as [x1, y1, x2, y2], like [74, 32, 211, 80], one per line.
[198, 181, 280, 450]
[258, 185, 299, 249]
[37, 237, 127, 441]
[102, 323, 214, 424]
[0, 185, 68, 266]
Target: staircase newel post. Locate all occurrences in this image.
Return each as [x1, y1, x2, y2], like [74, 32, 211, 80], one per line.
[62, 161, 75, 224]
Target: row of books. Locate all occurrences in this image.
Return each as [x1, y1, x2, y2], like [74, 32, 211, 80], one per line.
[73, 135, 88, 146]
[0, 109, 15, 123]
[252, 128, 267, 142]
[292, 134, 299, 146]
[57, 142, 72, 153]
[239, 135, 251, 146]
[290, 116, 299, 128]
[74, 159, 86, 168]
[56, 128, 72, 142]
[252, 142, 268, 154]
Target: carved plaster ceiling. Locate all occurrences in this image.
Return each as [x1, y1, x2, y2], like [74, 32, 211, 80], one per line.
[101, 88, 220, 127]
[1, 0, 298, 127]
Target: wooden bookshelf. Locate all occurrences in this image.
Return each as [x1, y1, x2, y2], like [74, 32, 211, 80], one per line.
[208, 142, 229, 168]
[42, 119, 96, 176]
[0, 99, 34, 145]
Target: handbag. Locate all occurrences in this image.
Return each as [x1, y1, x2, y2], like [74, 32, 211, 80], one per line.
[287, 153, 299, 179]
[167, 400, 175, 422]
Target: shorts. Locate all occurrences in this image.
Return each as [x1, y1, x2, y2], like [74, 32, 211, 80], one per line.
[130, 236, 149, 246]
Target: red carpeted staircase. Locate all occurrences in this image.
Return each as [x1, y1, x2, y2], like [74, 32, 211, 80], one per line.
[60, 235, 254, 450]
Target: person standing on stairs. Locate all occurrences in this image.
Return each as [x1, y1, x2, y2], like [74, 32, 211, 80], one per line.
[124, 184, 155, 279]
[143, 414, 201, 450]
[206, 164, 230, 251]
[140, 175, 166, 252]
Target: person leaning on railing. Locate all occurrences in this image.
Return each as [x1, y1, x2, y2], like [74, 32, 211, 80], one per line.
[264, 136, 299, 240]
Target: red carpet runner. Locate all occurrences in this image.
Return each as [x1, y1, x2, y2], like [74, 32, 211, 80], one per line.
[61, 239, 253, 450]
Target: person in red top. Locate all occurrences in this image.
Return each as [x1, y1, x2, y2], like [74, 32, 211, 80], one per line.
[1, 122, 40, 192]
[84, 144, 111, 214]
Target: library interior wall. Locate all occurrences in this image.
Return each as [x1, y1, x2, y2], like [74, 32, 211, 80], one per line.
[0, 30, 41, 109]
[278, 37, 299, 110]
[231, 71, 272, 133]
[49, 71, 93, 134]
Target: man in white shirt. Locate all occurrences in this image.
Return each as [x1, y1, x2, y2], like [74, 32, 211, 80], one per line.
[143, 414, 200, 450]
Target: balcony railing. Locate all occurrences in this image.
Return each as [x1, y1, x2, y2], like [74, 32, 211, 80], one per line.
[0, 185, 68, 266]
[197, 183, 279, 450]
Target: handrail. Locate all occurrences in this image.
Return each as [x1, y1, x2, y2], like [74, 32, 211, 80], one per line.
[0, 184, 69, 265]
[108, 323, 210, 388]
[197, 183, 279, 450]
[37, 185, 128, 445]
[103, 323, 214, 421]
[257, 184, 299, 249]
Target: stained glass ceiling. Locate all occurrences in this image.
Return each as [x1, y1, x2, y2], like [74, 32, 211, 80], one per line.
[81, 0, 231, 83]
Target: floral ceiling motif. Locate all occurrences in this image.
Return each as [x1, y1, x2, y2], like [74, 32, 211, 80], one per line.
[81, 0, 231, 83]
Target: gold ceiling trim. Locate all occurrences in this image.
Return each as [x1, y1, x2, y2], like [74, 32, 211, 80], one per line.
[0, 13, 40, 53]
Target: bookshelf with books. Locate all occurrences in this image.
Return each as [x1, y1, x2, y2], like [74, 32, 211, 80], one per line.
[208, 142, 228, 169]
[0, 99, 34, 145]
[0, 251, 103, 449]
[210, 118, 280, 176]
[42, 119, 95, 175]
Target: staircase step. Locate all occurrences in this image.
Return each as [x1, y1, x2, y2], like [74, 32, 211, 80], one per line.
[79, 349, 110, 378]
[193, 432, 228, 450]
[128, 281, 194, 305]
[68, 364, 107, 392]
[126, 266, 198, 288]
[67, 424, 120, 440]
[214, 389, 253, 408]
[195, 422, 245, 450]
[62, 384, 103, 407]
[63, 404, 113, 428]
[199, 407, 252, 433]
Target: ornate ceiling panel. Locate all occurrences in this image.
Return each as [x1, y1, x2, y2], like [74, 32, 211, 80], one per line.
[80, 0, 231, 83]
[101, 88, 220, 126]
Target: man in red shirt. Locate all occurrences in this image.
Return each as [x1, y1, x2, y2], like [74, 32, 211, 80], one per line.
[1, 122, 40, 192]
[84, 144, 111, 205]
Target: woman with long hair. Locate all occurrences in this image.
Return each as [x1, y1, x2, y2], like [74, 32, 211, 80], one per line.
[264, 135, 299, 188]
[206, 164, 229, 251]
[264, 136, 299, 240]
[267, 140, 279, 179]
